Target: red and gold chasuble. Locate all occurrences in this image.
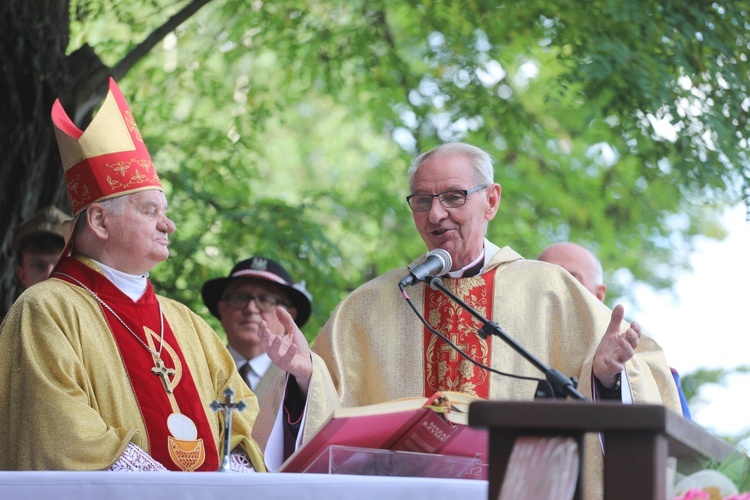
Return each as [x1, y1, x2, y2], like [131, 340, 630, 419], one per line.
[422, 269, 496, 398]
[54, 258, 219, 471]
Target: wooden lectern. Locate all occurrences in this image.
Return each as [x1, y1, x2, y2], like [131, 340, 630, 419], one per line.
[469, 401, 736, 500]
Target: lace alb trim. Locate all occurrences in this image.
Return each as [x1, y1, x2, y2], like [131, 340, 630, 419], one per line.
[108, 442, 168, 472]
[229, 450, 255, 473]
[107, 442, 254, 472]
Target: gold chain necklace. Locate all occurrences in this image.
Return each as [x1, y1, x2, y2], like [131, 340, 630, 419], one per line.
[56, 271, 176, 393]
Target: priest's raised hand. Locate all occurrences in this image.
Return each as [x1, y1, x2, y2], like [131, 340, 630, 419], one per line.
[259, 307, 313, 395]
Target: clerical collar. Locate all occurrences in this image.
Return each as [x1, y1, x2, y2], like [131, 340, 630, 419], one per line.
[94, 259, 149, 301]
[447, 250, 485, 279]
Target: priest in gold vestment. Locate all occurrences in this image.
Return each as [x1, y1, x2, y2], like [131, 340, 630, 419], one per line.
[252, 142, 682, 498]
[0, 78, 264, 472]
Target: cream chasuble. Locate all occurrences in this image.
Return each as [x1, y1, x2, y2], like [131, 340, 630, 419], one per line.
[0, 256, 266, 472]
[253, 241, 681, 499]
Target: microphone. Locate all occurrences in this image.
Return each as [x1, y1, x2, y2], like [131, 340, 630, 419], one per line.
[399, 248, 452, 288]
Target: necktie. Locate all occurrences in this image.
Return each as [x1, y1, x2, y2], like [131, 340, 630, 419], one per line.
[238, 362, 252, 389]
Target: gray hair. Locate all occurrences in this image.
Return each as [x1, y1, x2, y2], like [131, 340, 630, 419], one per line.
[72, 194, 132, 240]
[407, 143, 495, 191]
[98, 195, 130, 215]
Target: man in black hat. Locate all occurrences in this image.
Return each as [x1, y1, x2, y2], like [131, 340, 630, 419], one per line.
[202, 256, 312, 406]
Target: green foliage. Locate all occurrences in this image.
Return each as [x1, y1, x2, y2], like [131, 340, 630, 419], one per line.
[696, 451, 750, 494]
[721, 452, 750, 494]
[66, 0, 750, 340]
[681, 365, 750, 456]
[682, 365, 750, 406]
[678, 363, 750, 492]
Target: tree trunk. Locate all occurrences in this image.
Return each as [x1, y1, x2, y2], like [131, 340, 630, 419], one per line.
[0, 0, 213, 316]
[0, 0, 77, 314]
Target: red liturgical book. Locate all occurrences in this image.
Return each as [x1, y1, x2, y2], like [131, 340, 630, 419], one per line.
[279, 392, 488, 477]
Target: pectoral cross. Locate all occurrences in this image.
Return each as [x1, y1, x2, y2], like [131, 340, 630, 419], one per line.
[210, 387, 247, 472]
[151, 357, 176, 393]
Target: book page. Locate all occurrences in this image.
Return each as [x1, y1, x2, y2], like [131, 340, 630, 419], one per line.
[498, 436, 579, 500]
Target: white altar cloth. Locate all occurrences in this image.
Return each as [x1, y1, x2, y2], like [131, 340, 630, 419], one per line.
[0, 471, 487, 500]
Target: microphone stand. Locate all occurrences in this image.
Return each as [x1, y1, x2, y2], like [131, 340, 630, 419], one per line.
[424, 275, 590, 402]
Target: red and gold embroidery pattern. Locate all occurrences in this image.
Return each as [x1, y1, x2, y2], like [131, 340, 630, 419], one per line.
[422, 269, 496, 398]
[106, 159, 158, 191]
[124, 110, 143, 142]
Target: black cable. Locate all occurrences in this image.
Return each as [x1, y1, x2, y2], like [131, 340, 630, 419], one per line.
[398, 282, 546, 385]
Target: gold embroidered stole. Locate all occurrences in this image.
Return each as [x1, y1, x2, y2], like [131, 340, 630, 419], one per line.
[422, 269, 496, 398]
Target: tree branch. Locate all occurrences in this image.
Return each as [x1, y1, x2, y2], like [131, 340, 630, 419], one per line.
[65, 0, 215, 124]
[111, 0, 214, 79]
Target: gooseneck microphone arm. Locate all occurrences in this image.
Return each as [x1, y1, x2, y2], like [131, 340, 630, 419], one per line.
[424, 274, 590, 402]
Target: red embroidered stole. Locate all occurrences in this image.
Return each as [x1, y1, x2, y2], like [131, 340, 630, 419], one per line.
[54, 257, 219, 471]
[422, 269, 496, 398]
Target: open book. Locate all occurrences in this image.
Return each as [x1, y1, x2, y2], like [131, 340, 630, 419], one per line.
[278, 391, 488, 478]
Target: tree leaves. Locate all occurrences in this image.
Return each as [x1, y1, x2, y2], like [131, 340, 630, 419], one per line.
[4, 0, 749, 327]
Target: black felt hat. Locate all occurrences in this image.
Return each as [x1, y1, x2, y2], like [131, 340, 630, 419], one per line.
[201, 256, 312, 327]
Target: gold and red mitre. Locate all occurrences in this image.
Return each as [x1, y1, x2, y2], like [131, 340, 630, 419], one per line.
[51, 77, 163, 216]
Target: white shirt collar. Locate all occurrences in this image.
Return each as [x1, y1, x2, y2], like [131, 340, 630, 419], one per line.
[248, 352, 273, 376]
[227, 344, 272, 390]
[227, 344, 272, 372]
[94, 259, 149, 301]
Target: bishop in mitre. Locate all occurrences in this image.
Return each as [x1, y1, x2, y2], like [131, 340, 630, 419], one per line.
[0, 78, 265, 473]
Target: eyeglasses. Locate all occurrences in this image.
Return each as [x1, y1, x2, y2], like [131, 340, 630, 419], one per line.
[221, 293, 289, 311]
[406, 185, 489, 212]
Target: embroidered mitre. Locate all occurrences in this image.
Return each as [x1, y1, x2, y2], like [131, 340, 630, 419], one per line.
[51, 77, 163, 216]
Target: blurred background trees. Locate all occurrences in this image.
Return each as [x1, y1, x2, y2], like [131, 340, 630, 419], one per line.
[2, 0, 749, 445]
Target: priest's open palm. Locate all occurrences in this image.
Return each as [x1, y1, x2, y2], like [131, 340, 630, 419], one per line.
[593, 304, 641, 388]
[259, 307, 313, 394]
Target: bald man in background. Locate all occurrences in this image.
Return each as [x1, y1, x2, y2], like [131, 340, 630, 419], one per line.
[538, 242, 692, 419]
[538, 243, 607, 302]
